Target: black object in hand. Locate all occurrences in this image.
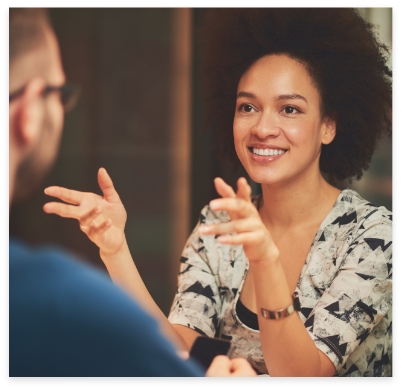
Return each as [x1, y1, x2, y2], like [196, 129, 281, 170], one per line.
[189, 336, 234, 370]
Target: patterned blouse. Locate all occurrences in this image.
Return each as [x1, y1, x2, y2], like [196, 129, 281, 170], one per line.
[168, 189, 392, 376]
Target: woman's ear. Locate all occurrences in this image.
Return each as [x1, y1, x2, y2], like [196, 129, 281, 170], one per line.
[15, 78, 46, 146]
[321, 116, 337, 145]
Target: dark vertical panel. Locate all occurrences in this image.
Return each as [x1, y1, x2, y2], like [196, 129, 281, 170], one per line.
[190, 9, 258, 230]
[9, 8, 177, 315]
[189, 9, 214, 229]
[167, 9, 192, 296]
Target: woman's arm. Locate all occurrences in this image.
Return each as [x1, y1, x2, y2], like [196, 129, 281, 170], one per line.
[249, 258, 336, 376]
[199, 177, 336, 376]
[43, 167, 200, 351]
[201, 177, 392, 376]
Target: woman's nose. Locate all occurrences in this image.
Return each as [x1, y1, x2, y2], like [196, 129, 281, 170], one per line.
[250, 112, 281, 139]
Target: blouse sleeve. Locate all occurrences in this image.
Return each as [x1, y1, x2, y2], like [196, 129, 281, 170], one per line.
[304, 209, 392, 373]
[168, 206, 223, 338]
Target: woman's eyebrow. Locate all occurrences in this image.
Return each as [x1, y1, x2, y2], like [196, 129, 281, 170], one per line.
[237, 91, 308, 103]
[276, 94, 307, 103]
[237, 91, 256, 99]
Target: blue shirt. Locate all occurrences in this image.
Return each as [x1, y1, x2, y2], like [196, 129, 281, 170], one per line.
[9, 238, 204, 377]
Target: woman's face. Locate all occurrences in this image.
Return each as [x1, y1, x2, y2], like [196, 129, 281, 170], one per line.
[233, 54, 335, 186]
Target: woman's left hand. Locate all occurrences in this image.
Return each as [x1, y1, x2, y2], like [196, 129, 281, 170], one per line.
[199, 177, 279, 263]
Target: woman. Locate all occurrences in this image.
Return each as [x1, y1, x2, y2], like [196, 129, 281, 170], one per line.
[44, 8, 392, 376]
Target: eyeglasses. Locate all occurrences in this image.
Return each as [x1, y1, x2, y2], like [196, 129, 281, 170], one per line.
[9, 83, 81, 113]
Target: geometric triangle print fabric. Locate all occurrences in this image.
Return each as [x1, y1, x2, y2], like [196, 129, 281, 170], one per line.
[168, 189, 392, 376]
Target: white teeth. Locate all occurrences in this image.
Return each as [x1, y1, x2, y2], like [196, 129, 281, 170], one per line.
[252, 148, 286, 156]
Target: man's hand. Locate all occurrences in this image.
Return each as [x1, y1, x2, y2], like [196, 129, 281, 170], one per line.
[43, 167, 127, 256]
[206, 355, 257, 377]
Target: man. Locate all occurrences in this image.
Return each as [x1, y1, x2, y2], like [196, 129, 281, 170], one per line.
[9, 8, 256, 377]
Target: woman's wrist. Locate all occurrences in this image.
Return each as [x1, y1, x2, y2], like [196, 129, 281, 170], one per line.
[99, 237, 130, 262]
[249, 244, 280, 265]
[249, 255, 281, 273]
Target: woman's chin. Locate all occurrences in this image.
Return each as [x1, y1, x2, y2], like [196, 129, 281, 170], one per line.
[246, 171, 284, 187]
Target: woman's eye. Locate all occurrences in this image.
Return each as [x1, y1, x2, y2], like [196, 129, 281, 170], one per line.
[239, 104, 254, 113]
[284, 106, 299, 114]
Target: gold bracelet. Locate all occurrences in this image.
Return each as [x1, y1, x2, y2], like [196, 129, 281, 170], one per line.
[260, 292, 301, 320]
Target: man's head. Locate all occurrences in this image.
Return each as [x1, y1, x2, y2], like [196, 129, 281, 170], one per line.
[9, 8, 66, 204]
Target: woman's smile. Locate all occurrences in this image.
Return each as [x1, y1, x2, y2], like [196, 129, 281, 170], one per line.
[233, 54, 336, 186]
[248, 145, 288, 163]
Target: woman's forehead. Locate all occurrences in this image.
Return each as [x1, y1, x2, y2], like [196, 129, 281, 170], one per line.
[238, 54, 319, 100]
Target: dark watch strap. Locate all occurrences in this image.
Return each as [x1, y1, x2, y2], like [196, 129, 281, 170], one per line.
[260, 292, 301, 320]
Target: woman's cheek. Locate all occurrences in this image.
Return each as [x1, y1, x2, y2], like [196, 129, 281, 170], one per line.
[233, 128, 248, 151]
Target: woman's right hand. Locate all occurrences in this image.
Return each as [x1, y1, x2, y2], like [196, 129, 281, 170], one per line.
[43, 167, 127, 256]
[206, 356, 257, 377]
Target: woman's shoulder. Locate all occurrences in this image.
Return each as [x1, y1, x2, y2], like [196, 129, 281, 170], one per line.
[325, 189, 392, 245]
[334, 189, 392, 223]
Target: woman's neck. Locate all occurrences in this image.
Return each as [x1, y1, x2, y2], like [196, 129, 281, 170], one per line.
[258, 170, 340, 231]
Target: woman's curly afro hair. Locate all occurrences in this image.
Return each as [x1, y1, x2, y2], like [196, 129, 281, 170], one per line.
[198, 8, 392, 182]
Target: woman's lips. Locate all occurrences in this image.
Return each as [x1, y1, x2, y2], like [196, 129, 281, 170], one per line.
[248, 147, 288, 162]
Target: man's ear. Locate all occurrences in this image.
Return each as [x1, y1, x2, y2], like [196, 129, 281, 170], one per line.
[321, 115, 336, 145]
[15, 78, 46, 146]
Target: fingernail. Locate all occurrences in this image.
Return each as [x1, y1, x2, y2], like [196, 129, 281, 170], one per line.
[210, 200, 219, 210]
[199, 226, 210, 234]
[217, 236, 227, 244]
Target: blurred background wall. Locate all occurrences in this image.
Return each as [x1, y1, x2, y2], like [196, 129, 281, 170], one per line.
[9, 8, 392, 316]
[334, 8, 392, 211]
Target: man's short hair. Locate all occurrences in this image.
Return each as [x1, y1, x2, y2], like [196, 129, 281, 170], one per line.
[9, 8, 51, 70]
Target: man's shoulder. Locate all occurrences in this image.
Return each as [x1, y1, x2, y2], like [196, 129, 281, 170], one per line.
[10, 238, 110, 295]
[10, 237, 85, 269]
[9, 238, 150, 326]
[9, 239, 203, 377]
[9, 239, 184, 376]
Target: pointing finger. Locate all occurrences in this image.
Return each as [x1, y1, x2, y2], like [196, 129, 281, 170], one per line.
[43, 202, 80, 220]
[236, 177, 252, 202]
[209, 197, 254, 218]
[44, 186, 84, 205]
[217, 231, 257, 245]
[214, 177, 236, 199]
[199, 219, 256, 236]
